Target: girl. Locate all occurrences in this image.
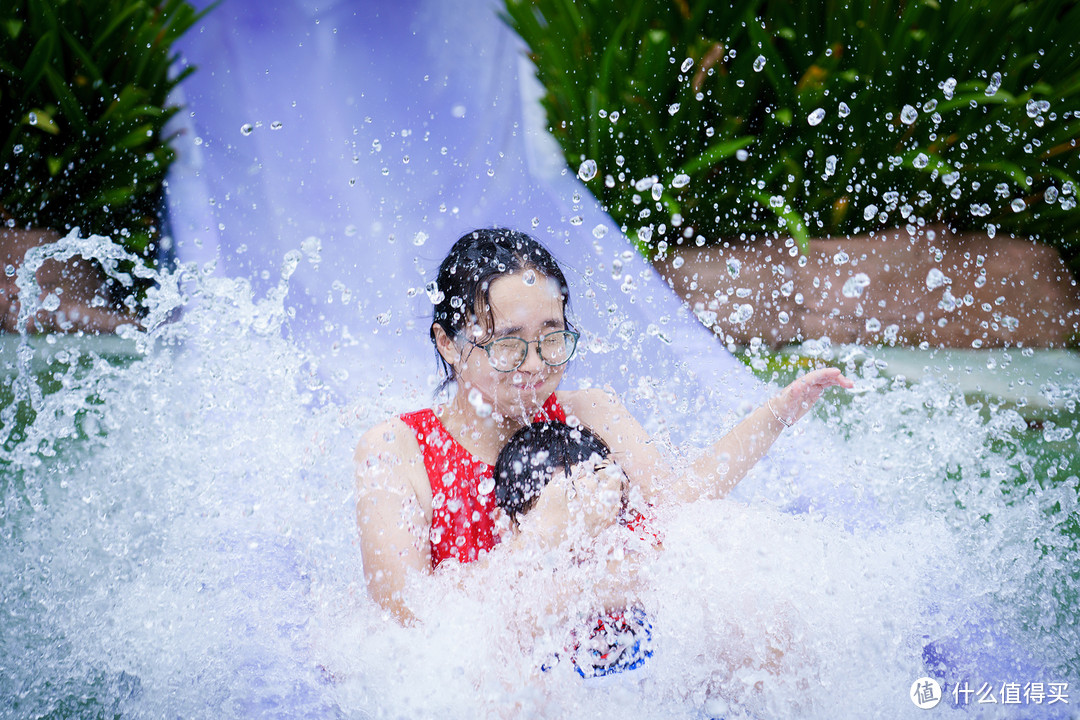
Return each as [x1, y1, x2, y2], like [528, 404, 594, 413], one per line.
[354, 227, 852, 623]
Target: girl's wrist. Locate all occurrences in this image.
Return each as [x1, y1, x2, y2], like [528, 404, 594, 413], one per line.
[767, 397, 794, 428]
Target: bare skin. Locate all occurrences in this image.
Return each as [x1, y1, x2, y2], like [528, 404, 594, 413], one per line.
[354, 270, 853, 622]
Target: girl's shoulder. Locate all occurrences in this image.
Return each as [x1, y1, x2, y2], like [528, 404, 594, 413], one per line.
[355, 413, 424, 467]
[355, 413, 433, 507]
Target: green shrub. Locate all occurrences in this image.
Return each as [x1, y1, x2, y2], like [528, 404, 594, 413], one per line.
[504, 0, 1080, 274]
[0, 0, 209, 261]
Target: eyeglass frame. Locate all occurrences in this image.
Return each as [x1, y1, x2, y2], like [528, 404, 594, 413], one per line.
[465, 329, 581, 372]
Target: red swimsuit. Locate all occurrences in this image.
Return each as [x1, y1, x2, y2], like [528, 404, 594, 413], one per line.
[398, 394, 566, 568]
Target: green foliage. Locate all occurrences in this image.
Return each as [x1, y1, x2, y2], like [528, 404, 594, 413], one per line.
[0, 0, 210, 260]
[504, 0, 1080, 272]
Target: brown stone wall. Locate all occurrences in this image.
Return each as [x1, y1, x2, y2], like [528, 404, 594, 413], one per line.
[653, 226, 1080, 348]
[0, 227, 135, 333]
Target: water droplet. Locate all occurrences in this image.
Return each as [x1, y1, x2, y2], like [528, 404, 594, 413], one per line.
[942, 77, 957, 100]
[672, 256, 685, 269]
[13, 144, 23, 155]
[778, 310, 790, 324]
[808, 108, 826, 126]
[522, 269, 537, 286]
[477, 476, 496, 495]
[1045, 186, 1060, 204]
[281, 250, 301, 279]
[578, 159, 597, 181]
[735, 149, 749, 161]
[925, 268, 947, 290]
[985, 72, 1002, 97]
[41, 293, 60, 312]
[651, 183, 663, 201]
[671, 173, 690, 188]
[301, 235, 322, 264]
[863, 204, 879, 221]
[271, 121, 283, 130]
[681, 57, 694, 73]
[726, 258, 742, 278]
[942, 171, 960, 187]
[592, 224, 608, 239]
[769, 195, 785, 208]
[637, 226, 653, 244]
[838, 102, 851, 118]
[969, 203, 991, 217]
[1010, 198, 1026, 213]
[569, 215, 583, 226]
[832, 250, 849, 265]
[865, 318, 881, 332]
[938, 290, 957, 312]
[668, 103, 681, 116]
[900, 104, 918, 124]
[823, 155, 837, 178]
[3, 264, 14, 277]
[425, 280, 444, 304]
[413, 231, 428, 246]
[28, 112, 37, 125]
[240, 123, 254, 136]
[842, 273, 871, 298]
[376, 310, 392, 325]
[753, 55, 766, 72]
[913, 153, 929, 169]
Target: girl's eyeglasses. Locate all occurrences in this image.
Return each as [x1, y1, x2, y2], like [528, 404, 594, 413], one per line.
[468, 330, 579, 372]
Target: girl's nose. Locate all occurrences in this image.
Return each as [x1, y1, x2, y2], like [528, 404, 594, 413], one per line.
[518, 341, 545, 372]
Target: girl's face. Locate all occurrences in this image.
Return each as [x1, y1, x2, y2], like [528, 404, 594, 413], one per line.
[508, 458, 627, 540]
[453, 271, 569, 421]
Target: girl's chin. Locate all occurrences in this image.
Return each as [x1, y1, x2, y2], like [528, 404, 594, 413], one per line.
[495, 395, 547, 421]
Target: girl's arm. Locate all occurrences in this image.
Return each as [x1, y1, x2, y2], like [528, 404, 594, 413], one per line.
[683, 367, 852, 501]
[354, 419, 432, 624]
[563, 368, 852, 506]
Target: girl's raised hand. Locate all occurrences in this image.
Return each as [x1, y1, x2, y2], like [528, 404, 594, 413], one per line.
[770, 367, 854, 426]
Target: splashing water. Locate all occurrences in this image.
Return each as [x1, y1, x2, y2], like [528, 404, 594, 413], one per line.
[0, 229, 1077, 719]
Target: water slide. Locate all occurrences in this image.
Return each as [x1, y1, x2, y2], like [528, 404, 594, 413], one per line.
[166, 0, 769, 425]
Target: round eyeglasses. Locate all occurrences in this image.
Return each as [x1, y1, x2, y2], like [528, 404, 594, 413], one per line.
[468, 330, 580, 372]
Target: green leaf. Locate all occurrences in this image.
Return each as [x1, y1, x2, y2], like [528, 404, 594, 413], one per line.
[23, 107, 59, 134]
[679, 136, 755, 176]
[4, 18, 23, 40]
[19, 31, 56, 99]
[43, 65, 88, 131]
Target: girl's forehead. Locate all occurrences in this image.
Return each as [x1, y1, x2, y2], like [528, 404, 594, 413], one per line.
[487, 273, 564, 324]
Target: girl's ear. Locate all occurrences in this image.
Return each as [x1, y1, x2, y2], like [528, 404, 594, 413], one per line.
[432, 323, 461, 366]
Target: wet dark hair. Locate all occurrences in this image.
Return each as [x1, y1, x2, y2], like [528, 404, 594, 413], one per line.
[430, 228, 574, 395]
[493, 421, 611, 521]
